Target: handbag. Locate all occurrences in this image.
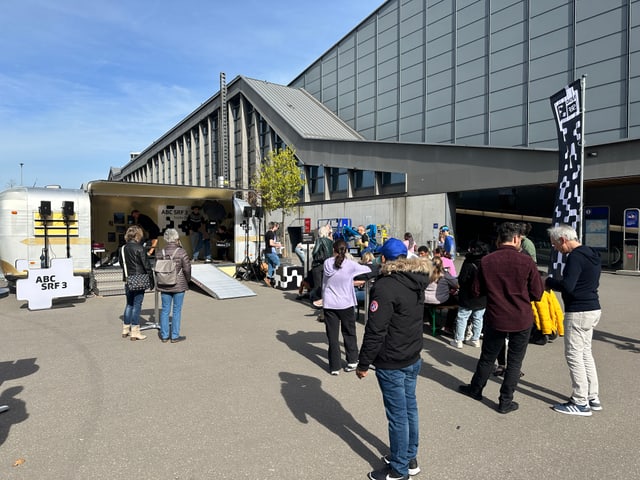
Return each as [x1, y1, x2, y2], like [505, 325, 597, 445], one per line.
[121, 245, 152, 291]
[127, 274, 152, 291]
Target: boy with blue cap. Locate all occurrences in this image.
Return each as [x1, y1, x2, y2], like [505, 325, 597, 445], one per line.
[356, 238, 432, 480]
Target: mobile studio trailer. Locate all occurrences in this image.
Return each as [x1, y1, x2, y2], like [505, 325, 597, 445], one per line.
[0, 182, 262, 299]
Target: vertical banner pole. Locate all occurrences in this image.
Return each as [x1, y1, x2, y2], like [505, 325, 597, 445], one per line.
[579, 74, 587, 242]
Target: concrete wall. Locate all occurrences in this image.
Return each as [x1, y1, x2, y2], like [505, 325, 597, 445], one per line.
[276, 192, 450, 249]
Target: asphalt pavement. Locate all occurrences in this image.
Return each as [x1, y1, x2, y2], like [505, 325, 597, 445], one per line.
[0, 269, 638, 479]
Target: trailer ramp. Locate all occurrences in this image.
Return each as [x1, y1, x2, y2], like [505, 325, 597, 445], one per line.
[190, 263, 256, 299]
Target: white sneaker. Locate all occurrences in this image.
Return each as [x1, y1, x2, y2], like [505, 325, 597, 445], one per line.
[464, 339, 480, 347]
[589, 398, 603, 411]
[450, 339, 463, 349]
[344, 363, 358, 372]
[330, 370, 340, 376]
[464, 325, 473, 341]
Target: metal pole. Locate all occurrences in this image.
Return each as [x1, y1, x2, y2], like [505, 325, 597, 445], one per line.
[579, 74, 587, 242]
[20, 163, 23, 185]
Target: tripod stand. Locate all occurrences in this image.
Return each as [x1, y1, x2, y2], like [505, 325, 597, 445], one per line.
[237, 220, 262, 281]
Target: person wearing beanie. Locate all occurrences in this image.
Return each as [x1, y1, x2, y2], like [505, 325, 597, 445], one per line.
[356, 238, 431, 480]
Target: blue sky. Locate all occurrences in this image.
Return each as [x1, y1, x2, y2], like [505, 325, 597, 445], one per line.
[0, 0, 383, 189]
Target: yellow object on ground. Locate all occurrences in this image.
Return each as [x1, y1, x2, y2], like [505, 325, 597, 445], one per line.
[532, 290, 564, 336]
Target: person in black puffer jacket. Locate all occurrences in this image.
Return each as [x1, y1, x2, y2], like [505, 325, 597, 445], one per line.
[356, 238, 431, 480]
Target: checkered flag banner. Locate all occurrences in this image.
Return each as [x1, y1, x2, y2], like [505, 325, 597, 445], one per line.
[549, 79, 583, 278]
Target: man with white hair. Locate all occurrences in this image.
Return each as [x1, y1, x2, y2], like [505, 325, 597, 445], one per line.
[546, 224, 602, 416]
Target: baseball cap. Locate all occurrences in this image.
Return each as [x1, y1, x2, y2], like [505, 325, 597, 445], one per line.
[440, 225, 449, 232]
[379, 238, 408, 261]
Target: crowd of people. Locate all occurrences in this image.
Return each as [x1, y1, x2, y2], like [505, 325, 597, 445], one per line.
[117, 214, 602, 480]
[290, 220, 602, 480]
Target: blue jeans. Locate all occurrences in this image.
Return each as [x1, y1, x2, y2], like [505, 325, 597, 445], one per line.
[265, 251, 280, 278]
[294, 245, 308, 270]
[124, 286, 145, 326]
[375, 358, 422, 476]
[160, 291, 186, 340]
[454, 306, 485, 342]
[190, 231, 203, 259]
[202, 238, 212, 260]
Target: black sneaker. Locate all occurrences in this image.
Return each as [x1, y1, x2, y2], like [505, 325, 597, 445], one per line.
[368, 466, 409, 480]
[458, 384, 483, 401]
[497, 401, 519, 414]
[383, 455, 420, 476]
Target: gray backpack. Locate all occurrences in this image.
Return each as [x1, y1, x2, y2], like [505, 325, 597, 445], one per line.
[154, 249, 178, 287]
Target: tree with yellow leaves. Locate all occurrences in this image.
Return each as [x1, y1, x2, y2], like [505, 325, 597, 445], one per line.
[252, 146, 305, 253]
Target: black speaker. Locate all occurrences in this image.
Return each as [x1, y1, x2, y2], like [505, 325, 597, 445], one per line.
[62, 201, 75, 216]
[39, 201, 51, 216]
[243, 206, 253, 218]
[254, 206, 264, 219]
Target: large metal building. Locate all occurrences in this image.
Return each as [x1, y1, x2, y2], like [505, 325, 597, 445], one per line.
[111, 0, 640, 251]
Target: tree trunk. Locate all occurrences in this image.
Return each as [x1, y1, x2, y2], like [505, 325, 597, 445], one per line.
[280, 211, 288, 258]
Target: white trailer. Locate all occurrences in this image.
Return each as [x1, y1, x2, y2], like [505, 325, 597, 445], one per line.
[0, 182, 262, 298]
[0, 186, 92, 281]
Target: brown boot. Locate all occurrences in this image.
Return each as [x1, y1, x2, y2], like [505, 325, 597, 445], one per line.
[130, 325, 147, 341]
[122, 324, 131, 338]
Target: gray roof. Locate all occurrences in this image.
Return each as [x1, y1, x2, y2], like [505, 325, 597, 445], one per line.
[242, 77, 363, 141]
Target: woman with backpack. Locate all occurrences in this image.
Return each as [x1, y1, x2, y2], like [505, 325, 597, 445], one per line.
[309, 224, 334, 304]
[156, 228, 191, 343]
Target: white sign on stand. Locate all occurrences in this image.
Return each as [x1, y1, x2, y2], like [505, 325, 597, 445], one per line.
[16, 258, 84, 310]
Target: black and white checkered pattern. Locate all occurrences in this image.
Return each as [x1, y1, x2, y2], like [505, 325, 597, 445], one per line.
[275, 265, 304, 290]
[549, 79, 583, 278]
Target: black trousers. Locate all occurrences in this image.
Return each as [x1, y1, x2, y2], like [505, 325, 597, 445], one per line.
[470, 325, 532, 405]
[324, 307, 358, 372]
[310, 264, 324, 300]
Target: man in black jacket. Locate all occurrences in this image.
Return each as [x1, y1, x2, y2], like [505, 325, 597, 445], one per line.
[546, 224, 602, 416]
[356, 238, 431, 480]
[131, 210, 160, 256]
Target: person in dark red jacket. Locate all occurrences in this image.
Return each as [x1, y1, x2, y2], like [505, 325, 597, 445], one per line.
[459, 222, 544, 414]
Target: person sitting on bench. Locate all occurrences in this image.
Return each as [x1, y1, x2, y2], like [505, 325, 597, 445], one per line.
[424, 256, 459, 332]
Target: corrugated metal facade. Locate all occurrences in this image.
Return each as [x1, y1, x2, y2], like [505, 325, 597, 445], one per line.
[290, 0, 639, 147]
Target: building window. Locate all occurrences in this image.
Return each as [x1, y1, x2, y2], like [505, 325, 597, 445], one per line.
[308, 166, 325, 195]
[381, 172, 405, 186]
[354, 170, 375, 189]
[328, 167, 348, 192]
